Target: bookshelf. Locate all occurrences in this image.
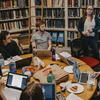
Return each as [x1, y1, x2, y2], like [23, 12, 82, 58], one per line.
[67, 0, 100, 47]
[0, 0, 29, 34]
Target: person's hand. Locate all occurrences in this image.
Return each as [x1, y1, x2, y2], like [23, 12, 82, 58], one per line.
[88, 29, 93, 33]
[92, 72, 100, 78]
[82, 31, 88, 36]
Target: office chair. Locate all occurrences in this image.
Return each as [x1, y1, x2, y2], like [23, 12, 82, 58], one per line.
[71, 38, 100, 68]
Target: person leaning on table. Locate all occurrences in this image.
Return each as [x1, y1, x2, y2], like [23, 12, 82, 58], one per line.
[0, 31, 22, 60]
[20, 82, 44, 100]
[31, 20, 52, 51]
[78, 5, 100, 60]
[93, 72, 100, 96]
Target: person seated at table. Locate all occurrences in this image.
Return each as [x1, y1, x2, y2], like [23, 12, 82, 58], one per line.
[0, 76, 6, 100]
[0, 31, 22, 60]
[93, 72, 100, 96]
[19, 82, 44, 100]
[31, 20, 52, 51]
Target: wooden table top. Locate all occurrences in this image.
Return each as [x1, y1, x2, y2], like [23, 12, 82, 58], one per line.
[3, 54, 97, 100]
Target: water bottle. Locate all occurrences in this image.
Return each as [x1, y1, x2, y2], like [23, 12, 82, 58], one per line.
[51, 48, 56, 61]
[9, 58, 16, 72]
[0, 53, 4, 67]
[47, 71, 55, 83]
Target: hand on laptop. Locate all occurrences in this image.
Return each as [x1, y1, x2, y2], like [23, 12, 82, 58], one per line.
[92, 72, 100, 78]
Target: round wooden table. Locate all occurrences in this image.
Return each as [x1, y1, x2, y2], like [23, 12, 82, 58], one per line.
[2, 54, 97, 100]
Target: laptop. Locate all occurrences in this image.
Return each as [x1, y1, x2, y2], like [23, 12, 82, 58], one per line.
[73, 62, 89, 84]
[40, 83, 56, 100]
[34, 49, 52, 57]
[6, 72, 28, 90]
[2, 72, 28, 100]
[58, 54, 79, 65]
[15, 57, 32, 68]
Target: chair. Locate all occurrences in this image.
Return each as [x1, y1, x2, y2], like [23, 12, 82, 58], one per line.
[71, 38, 100, 68]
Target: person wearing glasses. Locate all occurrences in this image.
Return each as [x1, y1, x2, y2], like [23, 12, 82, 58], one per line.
[0, 31, 21, 59]
[31, 20, 52, 51]
[78, 5, 100, 60]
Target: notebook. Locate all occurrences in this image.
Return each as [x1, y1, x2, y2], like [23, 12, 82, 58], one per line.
[15, 57, 32, 68]
[6, 72, 28, 90]
[40, 83, 56, 100]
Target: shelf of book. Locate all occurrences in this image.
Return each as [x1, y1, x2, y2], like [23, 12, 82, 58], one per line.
[0, 0, 29, 36]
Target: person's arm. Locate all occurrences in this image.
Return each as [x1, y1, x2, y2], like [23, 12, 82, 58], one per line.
[31, 42, 36, 49]
[92, 16, 100, 33]
[48, 39, 52, 51]
[77, 17, 88, 36]
[31, 34, 36, 50]
[0, 78, 6, 100]
[47, 33, 52, 50]
[93, 72, 100, 78]
[13, 41, 22, 55]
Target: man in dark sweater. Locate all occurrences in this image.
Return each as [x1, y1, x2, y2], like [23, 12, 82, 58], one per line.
[0, 31, 21, 59]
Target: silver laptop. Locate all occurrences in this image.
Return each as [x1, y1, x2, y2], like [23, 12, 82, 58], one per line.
[73, 62, 89, 84]
[58, 54, 79, 65]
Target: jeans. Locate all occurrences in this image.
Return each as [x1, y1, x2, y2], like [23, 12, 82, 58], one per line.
[81, 36, 99, 59]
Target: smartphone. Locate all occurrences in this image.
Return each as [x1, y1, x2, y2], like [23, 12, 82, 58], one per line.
[56, 92, 66, 100]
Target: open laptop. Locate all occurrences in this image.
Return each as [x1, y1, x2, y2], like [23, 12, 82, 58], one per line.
[15, 57, 32, 68]
[6, 72, 28, 90]
[34, 49, 52, 57]
[2, 72, 28, 100]
[73, 62, 89, 84]
[40, 83, 56, 100]
[58, 54, 79, 65]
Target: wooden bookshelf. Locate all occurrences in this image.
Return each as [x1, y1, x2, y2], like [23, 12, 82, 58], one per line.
[0, 0, 29, 37]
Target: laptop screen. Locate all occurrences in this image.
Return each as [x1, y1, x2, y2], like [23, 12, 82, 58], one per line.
[73, 62, 80, 82]
[6, 72, 28, 90]
[41, 83, 56, 100]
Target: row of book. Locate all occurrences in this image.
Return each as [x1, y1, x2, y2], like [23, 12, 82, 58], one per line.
[0, 9, 28, 20]
[45, 19, 65, 28]
[94, 9, 100, 17]
[48, 31, 64, 47]
[43, 8, 65, 18]
[0, 0, 28, 9]
[35, 0, 65, 7]
[36, 8, 65, 18]
[68, 0, 100, 7]
[68, 9, 80, 17]
[68, 19, 79, 29]
[67, 31, 78, 47]
[0, 20, 28, 31]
